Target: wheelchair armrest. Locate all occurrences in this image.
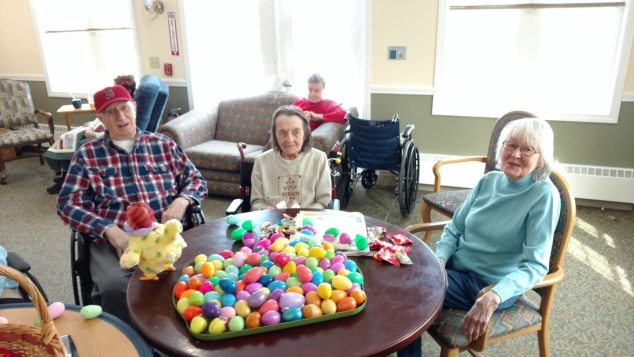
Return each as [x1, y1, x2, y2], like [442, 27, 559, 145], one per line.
[6, 252, 30, 273]
[226, 199, 244, 216]
[344, 124, 350, 134]
[401, 124, 415, 139]
[187, 203, 206, 227]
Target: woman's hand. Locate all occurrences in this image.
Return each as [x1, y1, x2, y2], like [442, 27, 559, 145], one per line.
[461, 291, 501, 343]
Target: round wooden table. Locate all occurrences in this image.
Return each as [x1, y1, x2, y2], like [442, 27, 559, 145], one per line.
[127, 209, 445, 357]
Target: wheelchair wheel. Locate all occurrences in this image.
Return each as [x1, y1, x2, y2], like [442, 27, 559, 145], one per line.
[361, 170, 377, 189]
[398, 141, 419, 217]
[335, 138, 353, 210]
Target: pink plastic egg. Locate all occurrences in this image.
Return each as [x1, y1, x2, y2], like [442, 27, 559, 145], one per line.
[330, 255, 346, 265]
[322, 234, 335, 242]
[301, 282, 318, 294]
[244, 268, 264, 284]
[274, 253, 291, 267]
[220, 307, 236, 320]
[245, 253, 262, 267]
[217, 250, 233, 259]
[199, 281, 215, 294]
[292, 256, 307, 266]
[47, 302, 65, 319]
[339, 233, 352, 244]
[242, 236, 255, 248]
[274, 272, 291, 282]
[296, 265, 313, 283]
[318, 258, 331, 270]
[346, 283, 362, 294]
[256, 239, 272, 249]
[269, 233, 285, 243]
[301, 226, 317, 235]
[330, 262, 345, 273]
[240, 247, 253, 255]
[259, 299, 280, 315]
[232, 252, 246, 268]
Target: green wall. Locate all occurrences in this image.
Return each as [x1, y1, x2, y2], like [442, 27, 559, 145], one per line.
[371, 94, 634, 168]
[24, 81, 190, 129]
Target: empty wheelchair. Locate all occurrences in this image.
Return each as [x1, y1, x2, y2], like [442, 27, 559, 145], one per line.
[334, 114, 419, 217]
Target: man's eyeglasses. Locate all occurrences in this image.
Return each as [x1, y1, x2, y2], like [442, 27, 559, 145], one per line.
[502, 142, 539, 157]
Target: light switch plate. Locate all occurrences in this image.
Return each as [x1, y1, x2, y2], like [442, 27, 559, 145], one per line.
[150, 57, 160, 68]
[387, 46, 406, 60]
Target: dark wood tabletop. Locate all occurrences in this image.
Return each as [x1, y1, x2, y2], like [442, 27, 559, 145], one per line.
[127, 209, 445, 357]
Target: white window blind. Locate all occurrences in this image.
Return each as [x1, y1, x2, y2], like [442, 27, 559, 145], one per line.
[181, 0, 368, 117]
[433, 0, 634, 123]
[30, 0, 140, 98]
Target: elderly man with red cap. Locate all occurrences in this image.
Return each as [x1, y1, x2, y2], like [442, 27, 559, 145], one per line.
[57, 85, 207, 325]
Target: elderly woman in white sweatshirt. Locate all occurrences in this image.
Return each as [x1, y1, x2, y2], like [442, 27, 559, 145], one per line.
[251, 106, 332, 210]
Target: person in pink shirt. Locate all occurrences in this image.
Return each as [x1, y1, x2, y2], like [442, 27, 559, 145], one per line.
[262, 73, 346, 152]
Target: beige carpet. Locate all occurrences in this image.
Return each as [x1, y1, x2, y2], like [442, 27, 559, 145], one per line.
[1, 158, 633, 356]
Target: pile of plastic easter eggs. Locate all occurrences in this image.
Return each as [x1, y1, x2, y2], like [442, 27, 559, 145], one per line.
[173, 236, 366, 337]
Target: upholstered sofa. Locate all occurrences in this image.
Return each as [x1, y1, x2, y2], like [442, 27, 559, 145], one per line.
[158, 91, 356, 197]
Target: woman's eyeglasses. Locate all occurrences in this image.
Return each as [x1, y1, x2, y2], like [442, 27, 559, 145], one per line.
[502, 142, 539, 157]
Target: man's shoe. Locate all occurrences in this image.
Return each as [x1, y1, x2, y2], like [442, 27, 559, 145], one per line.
[53, 176, 63, 184]
[46, 181, 63, 194]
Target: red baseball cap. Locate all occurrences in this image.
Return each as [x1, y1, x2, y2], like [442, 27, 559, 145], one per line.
[93, 85, 133, 114]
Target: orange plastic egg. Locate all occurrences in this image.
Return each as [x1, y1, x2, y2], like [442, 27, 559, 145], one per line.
[302, 304, 323, 318]
[330, 290, 347, 304]
[350, 289, 367, 305]
[245, 312, 262, 329]
[336, 297, 357, 312]
[235, 281, 247, 293]
[179, 289, 197, 300]
[200, 262, 215, 278]
[188, 277, 203, 290]
[182, 266, 195, 277]
[305, 291, 322, 307]
[285, 286, 304, 294]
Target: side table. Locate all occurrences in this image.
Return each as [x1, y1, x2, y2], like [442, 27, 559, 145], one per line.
[0, 303, 153, 357]
[57, 104, 96, 131]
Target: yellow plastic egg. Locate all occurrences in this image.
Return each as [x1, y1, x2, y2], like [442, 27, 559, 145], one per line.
[270, 241, 286, 252]
[283, 261, 297, 274]
[277, 237, 291, 245]
[308, 247, 327, 259]
[294, 242, 309, 253]
[321, 299, 337, 315]
[332, 275, 352, 291]
[322, 242, 335, 251]
[211, 260, 224, 271]
[194, 254, 208, 264]
[189, 316, 208, 334]
[297, 247, 309, 257]
[234, 300, 251, 318]
[208, 318, 227, 334]
[337, 269, 350, 277]
[317, 283, 333, 300]
[176, 298, 191, 314]
[282, 246, 296, 255]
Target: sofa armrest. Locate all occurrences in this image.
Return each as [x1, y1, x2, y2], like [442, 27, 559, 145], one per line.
[312, 122, 346, 153]
[158, 105, 219, 149]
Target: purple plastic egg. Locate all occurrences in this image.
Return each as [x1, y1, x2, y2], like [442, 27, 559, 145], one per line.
[346, 283, 362, 294]
[336, 252, 348, 259]
[301, 282, 318, 294]
[202, 301, 221, 318]
[258, 249, 269, 256]
[292, 256, 307, 266]
[322, 234, 335, 242]
[318, 258, 331, 270]
[261, 310, 281, 326]
[269, 252, 279, 262]
[330, 262, 345, 273]
[235, 290, 250, 301]
[339, 233, 352, 244]
[245, 283, 264, 294]
[269, 289, 285, 302]
[252, 246, 264, 253]
[242, 236, 255, 248]
[247, 289, 268, 308]
[278, 292, 305, 311]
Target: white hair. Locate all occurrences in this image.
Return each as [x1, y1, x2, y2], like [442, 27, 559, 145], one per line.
[496, 118, 555, 181]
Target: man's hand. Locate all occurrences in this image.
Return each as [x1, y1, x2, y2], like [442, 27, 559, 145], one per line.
[439, 258, 448, 289]
[461, 291, 501, 343]
[162, 197, 188, 224]
[104, 226, 130, 258]
[84, 128, 97, 139]
[304, 111, 323, 122]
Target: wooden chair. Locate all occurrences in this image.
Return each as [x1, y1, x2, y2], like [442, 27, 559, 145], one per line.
[419, 111, 536, 244]
[406, 170, 576, 357]
[0, 79, 55, 184]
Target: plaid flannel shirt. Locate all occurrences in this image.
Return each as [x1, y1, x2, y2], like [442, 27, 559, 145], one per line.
[57, 129, 207, 243]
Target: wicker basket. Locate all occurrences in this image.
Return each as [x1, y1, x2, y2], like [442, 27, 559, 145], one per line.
[0, 266, 65, 356]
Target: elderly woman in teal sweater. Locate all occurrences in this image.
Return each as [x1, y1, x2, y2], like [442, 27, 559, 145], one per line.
[399, 118, 561, 357]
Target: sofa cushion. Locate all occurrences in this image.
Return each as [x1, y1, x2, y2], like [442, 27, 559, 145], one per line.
[214, 92, 298, 146]
[186, 140, 264, 172]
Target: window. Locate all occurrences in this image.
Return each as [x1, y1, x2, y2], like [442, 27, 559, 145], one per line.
[30, 0, 140, 98]
[181, 0, 369, 116]
[433, 0, 634, 123]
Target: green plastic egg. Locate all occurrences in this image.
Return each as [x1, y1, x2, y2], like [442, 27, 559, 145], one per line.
[355, 234, 369, 250]
[348, 272, 364, 285]
[230, 228, 246, 241]
[324, 228, 340, 237]
[302, 218, 314, 226]
[226, 215, 240, 225]
[80, 305, 102, 320]
[241, 220, 254, 231]
[228, 316, 245, 332]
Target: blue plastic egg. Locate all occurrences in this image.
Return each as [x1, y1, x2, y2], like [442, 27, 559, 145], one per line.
[311, 271, 325, 285]
[281, 307, 303, 322]
[267, 280, 287, 292]
[345, 260, 358, 273]
[177, 275, 190, 284]
[259, 261, 275, 270]
[221, 293, 237, 308]
[219, 278, 237, 294]
[258, 274, 274, 286]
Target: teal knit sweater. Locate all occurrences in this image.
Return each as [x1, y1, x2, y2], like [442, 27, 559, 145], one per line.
[435, 171, 561, 302]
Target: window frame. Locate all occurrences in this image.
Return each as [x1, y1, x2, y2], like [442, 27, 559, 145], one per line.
[432, 0, 634, 123]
